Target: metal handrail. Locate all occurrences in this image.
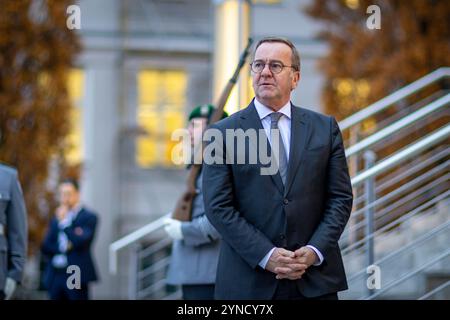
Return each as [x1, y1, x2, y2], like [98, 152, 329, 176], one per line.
[137, 278, 167, 299]
[342, 190, 450, 255]
[349, 162, 448, 220]
[366, 176, 448, 226]
[347, 220, 450, 282]
[363, 249, 450, 300]
[352, 146, 449, 208]
[342, 194, 449, 259]
[350, 164, 450, 224]
[345, 191, 449, 256]
[351, 124, 450, 187]
[138, 256, 171, 280]
[342, 175, 449, 244]
[345, 94, 450, 157]
[370, 90, 448, 136]
[339, 67, 450, 131]
[138, 236, 172, 260]
[418, 280, 450, 300]
[374, 145, 448, 190]
[109, 213, 170, 274]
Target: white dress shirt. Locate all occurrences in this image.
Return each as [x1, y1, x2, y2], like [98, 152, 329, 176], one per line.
[51, 205, 81, 268]
[253, 98, 324, 269]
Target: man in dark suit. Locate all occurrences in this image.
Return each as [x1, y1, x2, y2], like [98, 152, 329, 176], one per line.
[41, 179, 98, 300]
[203, 37, 353, 300]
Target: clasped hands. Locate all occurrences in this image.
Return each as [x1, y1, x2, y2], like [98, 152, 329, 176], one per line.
[266, 247, 318, 280]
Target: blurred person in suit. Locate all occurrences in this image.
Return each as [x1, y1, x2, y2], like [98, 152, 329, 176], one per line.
[165, 105, 227, 300]
[0, 164, 27, 300]
[41, 178, 98, 300]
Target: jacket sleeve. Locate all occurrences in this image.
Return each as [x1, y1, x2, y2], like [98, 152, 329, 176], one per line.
[307, 117, 353, 259]
[6, 172, 28, 283]
[181, 214, 221, 247]
[41, 218, 60, 256]
[203, 125, 274, 269]
[63, 214, 98, 251]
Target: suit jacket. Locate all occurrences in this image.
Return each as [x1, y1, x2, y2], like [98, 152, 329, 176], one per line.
[0, 165, 28, 292]
[166, 170, 221, 285]
[203, 100, 353, 299]
[41, 207, 99, 287]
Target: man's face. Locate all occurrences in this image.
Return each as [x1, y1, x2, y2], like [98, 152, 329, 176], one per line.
[188, 117, 208, 148]
[59, 183, 79, 208]
[252, 42, 300, 110]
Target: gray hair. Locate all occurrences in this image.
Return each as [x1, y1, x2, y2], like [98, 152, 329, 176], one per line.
[253, 36, 301, 72]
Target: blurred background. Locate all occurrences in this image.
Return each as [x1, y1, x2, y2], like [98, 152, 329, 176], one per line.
[0, 0, 449, 299]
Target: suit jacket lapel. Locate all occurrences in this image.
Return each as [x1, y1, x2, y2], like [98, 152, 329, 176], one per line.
[284, 105, 310, 196]
[71, 207, 85, 226]
[238, 100, 284, 195]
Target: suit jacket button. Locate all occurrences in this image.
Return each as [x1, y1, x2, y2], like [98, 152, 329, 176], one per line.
[279, 234, 285, 240]
[283, 199, 289, 205]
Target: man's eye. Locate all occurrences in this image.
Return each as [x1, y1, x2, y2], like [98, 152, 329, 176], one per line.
[254, 62, 263, 68]
[271, 63, 283, 69]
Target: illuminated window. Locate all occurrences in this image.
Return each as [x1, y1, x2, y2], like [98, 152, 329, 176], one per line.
[333, 78, 370, 114]
[252, 0, 282, 4]
[136, 70, 187, 168]
[66, 69, 84, 165]
[345, 0, 359, 9]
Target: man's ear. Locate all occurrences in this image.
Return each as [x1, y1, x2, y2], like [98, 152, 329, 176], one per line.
[291, 71, 300, 90]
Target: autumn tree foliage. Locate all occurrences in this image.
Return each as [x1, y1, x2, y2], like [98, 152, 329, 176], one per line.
[305, 0, 449, 232]
[0, 0, 80, 254]
[304, 0, 450, 120]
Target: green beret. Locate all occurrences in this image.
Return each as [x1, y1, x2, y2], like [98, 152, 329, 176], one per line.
[188, 104, 228, 121]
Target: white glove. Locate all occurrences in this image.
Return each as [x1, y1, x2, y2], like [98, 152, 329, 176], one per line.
[164, 218, 183, 240]
[4, 277, 17, 300]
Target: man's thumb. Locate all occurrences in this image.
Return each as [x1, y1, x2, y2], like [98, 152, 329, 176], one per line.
[295, 247, 308, 256]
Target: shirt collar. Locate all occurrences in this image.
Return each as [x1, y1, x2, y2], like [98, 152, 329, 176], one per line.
[69, 204, 82, 220]
[254, 98, 291, 121]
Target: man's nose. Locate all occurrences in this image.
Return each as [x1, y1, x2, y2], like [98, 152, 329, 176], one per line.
[260, 63, 272, 76]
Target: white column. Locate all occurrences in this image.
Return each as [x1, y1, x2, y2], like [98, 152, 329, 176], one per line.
[213, 0, 251, 114]
[80, 51, 121, 299]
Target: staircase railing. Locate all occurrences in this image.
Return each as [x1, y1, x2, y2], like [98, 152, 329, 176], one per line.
[351, 125, 449, 186]
[363, 249, 450, 300]
[344, 93, 449, 158]
[418, 280, 450, 300]
[339, 67, 450, 131]
[346, 221, 450, 284]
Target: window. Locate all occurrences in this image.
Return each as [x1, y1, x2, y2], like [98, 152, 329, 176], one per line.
[66, 69, 84, 165]
[333, 78, 372, 129]
[136, 69, 187, 168]
[252, 0, 282, 4]
[345, 0, 359, 10]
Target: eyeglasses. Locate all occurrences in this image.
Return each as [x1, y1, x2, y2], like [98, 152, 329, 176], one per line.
[250, 60, 297, 74]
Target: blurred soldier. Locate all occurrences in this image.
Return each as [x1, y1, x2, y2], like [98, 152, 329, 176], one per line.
[0, 164, 28, 300]
[41, 179, 98, 300]
[165, 104, 227, 300]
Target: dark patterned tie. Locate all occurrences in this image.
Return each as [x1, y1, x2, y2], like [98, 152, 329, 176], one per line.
[270, 112, 288, 185]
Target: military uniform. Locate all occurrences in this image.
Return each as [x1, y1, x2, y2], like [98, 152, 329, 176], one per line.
[0, 164, 27, 299]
